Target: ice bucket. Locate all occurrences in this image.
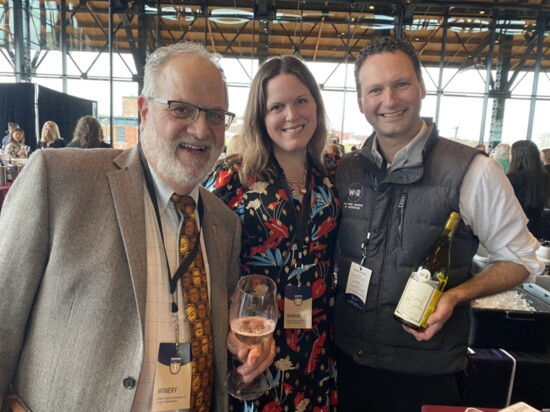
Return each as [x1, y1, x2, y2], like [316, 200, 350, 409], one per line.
[469, 283, 550, 352]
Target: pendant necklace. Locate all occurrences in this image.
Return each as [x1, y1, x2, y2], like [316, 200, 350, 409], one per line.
[286, 164, 308, 195]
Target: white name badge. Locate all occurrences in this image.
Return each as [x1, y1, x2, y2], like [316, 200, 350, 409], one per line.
[345, 262, 372, 310]
[152, 343, 192, 411]
[284, 285, 312, 329]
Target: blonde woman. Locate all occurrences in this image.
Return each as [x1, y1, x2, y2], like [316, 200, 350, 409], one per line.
[491, 143, 511, 173]
[39, 121, 66, 149]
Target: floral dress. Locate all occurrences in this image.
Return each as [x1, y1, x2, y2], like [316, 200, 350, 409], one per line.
[5, 142, 24, 158]
[204, 156, 340, 412]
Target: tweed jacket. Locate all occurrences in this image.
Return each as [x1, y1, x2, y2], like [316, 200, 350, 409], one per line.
[0, 146, 241, 411]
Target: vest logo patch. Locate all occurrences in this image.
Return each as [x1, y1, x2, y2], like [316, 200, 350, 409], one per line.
[347, 183, 363, 202]
[344, 182, 364, 211]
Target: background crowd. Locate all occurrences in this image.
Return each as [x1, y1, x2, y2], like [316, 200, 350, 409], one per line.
[0, 115, 112, 161]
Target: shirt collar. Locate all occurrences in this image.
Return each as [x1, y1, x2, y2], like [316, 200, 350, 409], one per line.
[148, 166, 199, 215]
[371, 120, 430, 171]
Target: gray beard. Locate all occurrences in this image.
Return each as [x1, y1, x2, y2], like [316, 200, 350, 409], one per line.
[140, 122, 221, 190]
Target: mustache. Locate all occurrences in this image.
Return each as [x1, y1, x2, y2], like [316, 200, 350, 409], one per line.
[173, 135, 213, 149]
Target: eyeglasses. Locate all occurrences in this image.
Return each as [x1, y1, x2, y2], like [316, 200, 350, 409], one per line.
[148, 97, 235, 129]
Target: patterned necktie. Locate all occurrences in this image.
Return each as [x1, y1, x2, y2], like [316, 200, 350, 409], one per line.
[171, 194, 214, 412]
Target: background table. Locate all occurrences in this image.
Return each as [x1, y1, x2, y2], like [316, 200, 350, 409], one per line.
[459, 347, 550, 410]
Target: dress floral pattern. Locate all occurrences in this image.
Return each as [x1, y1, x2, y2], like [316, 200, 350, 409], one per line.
[5, 142, 24, 158]
[204, 155, 340, 412]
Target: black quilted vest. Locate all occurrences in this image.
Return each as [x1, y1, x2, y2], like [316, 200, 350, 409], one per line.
[334, 125, 480, 375]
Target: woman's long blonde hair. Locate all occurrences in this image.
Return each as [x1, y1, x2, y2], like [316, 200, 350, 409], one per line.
[231, 55, 328, 184]
[40, 121, 62, 143]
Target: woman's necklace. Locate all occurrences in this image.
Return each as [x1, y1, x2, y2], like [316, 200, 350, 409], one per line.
[285, 164, 308, 195]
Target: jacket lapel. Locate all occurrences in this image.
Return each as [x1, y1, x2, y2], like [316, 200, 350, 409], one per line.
[108, 146, 148, 333]
[199, 188, 227, 341]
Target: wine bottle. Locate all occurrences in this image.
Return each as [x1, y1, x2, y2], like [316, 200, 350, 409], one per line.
[394, 211, 461, 331]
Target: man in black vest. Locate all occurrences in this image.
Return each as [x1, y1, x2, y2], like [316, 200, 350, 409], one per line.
[334, 37, 543, 412]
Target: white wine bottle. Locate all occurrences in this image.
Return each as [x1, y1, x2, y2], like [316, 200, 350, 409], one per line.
[394, 211, 461, 331]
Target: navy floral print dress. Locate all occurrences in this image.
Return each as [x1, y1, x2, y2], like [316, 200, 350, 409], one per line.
[204, 155, 340, 412]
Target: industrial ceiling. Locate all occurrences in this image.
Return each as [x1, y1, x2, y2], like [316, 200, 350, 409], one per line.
[2, 1, 550, 81]
[41, 1, 550, 67]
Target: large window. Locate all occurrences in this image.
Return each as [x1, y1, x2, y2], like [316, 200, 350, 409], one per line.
[2, 50, 550, 150]
[115, 126, 125, 146]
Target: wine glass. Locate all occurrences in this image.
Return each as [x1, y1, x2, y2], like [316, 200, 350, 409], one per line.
[226, 274, 278, 401]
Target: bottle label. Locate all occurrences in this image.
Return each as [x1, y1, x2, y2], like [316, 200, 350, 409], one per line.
[394, 272, 439, 327]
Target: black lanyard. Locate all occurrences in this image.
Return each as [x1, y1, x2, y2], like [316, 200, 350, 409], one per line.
[138, 142, 204, 312]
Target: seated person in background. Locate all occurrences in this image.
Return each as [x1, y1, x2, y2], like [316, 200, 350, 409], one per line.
[1, 122, 19, 149]
[507, 140, 549, 239]
[324, 142, 344, 169]
[4, 128, 27, 159]
[491, 142, 511, 173]
[541, 147, 550, 173]
[225, 133, 243, 156]
[38, 121, 66, 149]
[67, 115, 112, 148]
[326, 142, 344, 158]
[331, 135, 346, 154]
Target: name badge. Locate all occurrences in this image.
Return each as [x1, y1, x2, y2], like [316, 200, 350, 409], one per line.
[152, 343, 192, 411]
[345, 262, 372, 310]
[284, 285, 312, 329]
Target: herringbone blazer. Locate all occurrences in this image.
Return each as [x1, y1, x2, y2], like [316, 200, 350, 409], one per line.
[0, 146, 240, 412]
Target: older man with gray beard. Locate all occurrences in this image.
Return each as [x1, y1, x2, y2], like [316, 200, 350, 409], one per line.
[0, 42, 275, 412]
